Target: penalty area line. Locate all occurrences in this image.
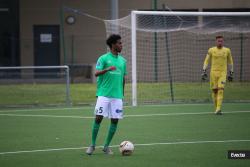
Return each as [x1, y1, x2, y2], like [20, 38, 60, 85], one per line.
[0, 139, 250, 155]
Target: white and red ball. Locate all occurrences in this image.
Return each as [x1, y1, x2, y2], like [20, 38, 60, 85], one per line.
[119, 141, 134, 156]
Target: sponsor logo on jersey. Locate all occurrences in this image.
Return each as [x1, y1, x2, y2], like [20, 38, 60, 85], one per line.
[110, 69, 121, 75]
[107, 60, 112, 64]
[115, 109, 123, 113]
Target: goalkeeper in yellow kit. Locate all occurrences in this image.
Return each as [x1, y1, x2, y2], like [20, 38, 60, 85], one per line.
[202, 36, 234, 115]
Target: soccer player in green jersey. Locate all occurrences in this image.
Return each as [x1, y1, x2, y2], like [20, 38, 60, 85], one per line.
[86, 34, 127, 155]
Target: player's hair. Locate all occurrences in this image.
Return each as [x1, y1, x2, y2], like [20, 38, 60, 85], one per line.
[216, 35, 223, 39]
[106, 34, 121, 49]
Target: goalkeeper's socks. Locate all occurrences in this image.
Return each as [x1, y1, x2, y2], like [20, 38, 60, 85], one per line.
[91, 121, 101, 146]
[104, 123, 118, 147]
[216, 89, 224, 112]
[212, 92, 218, 110]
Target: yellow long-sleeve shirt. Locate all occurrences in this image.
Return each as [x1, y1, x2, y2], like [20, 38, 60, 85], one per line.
[203, 46, 233, 72]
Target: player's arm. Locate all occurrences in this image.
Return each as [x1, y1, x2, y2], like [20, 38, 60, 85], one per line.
[95, 56, 116, 77]
[123, 62, 127, 96]
[203, 49, 211, 71]
[227, 48, 234, 82]
[123, 77, 125, 96]
[95, 66, 116, 77]
[201, 49, 211, 80]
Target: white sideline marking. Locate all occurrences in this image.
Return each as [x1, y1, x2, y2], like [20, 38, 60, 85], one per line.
[0, 113, 94, 119]
[0, 110, 250, 119]
[0, 103, 215, 113]
[0, 139, 249, 155]
[0, 107, 89, 113]
[0, 103, 249, 114]
[124, 110, 250, 117]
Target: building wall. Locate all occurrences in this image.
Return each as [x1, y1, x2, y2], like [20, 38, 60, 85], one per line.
[19, 0, 250, 67]
[20, 0, 61, 66]
[20, 0, 110, 67]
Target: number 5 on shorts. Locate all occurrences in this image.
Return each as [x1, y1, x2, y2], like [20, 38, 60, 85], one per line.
[96, 107, 103, 114]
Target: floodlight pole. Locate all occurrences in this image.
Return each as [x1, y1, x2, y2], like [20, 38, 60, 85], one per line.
[60, 0, 67, 65]
[153, 0, 158, 82]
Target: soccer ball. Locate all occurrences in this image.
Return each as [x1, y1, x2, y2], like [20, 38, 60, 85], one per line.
[119, 141, 134, 156]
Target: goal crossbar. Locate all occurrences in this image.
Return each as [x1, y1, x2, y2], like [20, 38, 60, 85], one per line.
[132, 11, 250, 16]
[0, 65, 69, 70]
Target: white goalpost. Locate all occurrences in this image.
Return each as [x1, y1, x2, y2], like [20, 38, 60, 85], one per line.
[104, 11, 250, 106]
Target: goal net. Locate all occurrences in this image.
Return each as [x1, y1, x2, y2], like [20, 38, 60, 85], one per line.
[0, 66, 70, 108]
[104, 11, 250, 106]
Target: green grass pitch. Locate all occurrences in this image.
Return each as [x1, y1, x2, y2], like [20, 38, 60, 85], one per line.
[0, 103, 250, 167]
[0, 82, 249, 106]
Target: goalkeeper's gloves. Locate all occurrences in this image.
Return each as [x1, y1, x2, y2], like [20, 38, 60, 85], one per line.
[201, 69, 208, 81]
[228, 71, 233, 82]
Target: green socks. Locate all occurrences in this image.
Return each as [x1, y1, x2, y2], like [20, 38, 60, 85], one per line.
[90, 121, 118, 147]
[91, 121, 100, 146]
[104, 123, 118, 147]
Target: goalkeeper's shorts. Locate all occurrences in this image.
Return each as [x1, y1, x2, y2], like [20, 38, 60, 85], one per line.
[94, 96, 123, 119]
[210, 71, 227, 90]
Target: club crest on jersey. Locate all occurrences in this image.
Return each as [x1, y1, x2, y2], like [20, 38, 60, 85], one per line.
[96, 62, 101, 67]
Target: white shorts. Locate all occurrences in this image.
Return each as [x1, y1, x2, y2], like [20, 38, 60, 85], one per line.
[94, 96, 123, 119]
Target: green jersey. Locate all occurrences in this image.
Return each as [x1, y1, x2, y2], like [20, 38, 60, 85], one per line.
[96, 52, 127, 99]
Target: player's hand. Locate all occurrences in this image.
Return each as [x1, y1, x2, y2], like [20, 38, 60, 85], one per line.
[108, 66, 116, 71]
[201, 69, 208, 81]
[228, 71, 233, 82]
